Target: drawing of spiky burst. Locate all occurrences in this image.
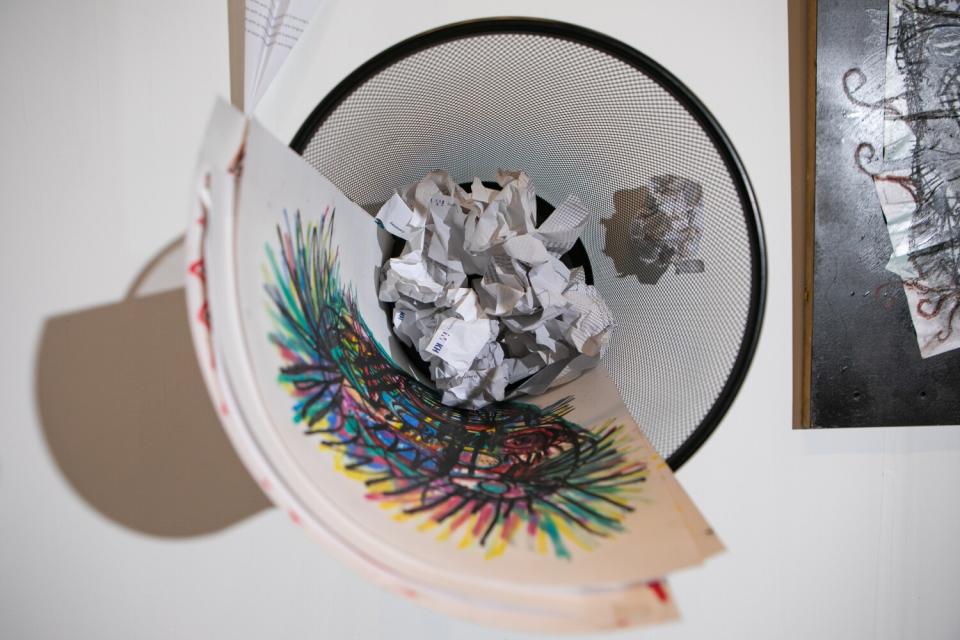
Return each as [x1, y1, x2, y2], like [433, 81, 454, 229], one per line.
[264, 209, 646, 559]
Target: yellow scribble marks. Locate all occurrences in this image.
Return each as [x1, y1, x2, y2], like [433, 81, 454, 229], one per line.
[289, 372, 640, 560]
[484, 537, 509, 559]
[417, 519, 438, 533]
[331, 445, 369, 484]
[536, 527, 548, 555]
[457, 514, 480, 549]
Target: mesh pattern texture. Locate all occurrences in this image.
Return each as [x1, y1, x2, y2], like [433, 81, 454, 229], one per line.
[293, 21, 763, 468]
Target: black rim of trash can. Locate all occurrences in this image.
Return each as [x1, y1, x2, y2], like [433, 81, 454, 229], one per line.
[289, 17, 767, 472]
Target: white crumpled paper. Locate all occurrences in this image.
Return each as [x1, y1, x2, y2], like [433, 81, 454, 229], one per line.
[376, 170, 613, 408]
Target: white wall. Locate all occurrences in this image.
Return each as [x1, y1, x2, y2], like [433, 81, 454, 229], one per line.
[1, 1, 958, 639]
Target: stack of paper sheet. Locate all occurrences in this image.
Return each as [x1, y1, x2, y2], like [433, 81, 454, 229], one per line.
[184, 99, 723, 632]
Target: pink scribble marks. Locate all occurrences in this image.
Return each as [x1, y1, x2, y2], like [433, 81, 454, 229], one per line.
[431, 495, 466, 522]
[648, 581, 668, 603]
[187, 259, 212, 331]
[188, 258, 205, 282]
[499, 513, 521, 541]
[447, 502, 476, 533]
[186, 217, 214, 369]
[196, 303, 211, 331]
[527, 512, 539, 536]
[472, 503, 496, 537]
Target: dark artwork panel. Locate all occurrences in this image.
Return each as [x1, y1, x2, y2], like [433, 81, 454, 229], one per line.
[811, 0, 960, 427]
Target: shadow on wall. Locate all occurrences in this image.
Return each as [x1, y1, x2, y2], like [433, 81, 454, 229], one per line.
[603, 186, 671, 285]
[34, 237, 271, 538]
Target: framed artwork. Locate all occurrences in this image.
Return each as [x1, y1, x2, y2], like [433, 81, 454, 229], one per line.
[805, 0, 960, 427]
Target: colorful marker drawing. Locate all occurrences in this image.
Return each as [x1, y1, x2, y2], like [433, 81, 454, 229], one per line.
[264, 209, 646, 559]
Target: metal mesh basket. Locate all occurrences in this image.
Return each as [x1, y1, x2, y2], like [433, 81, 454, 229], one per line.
[290, 18, 765, 469]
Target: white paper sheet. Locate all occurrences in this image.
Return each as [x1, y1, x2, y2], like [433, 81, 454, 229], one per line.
[244, 0, 324, 110]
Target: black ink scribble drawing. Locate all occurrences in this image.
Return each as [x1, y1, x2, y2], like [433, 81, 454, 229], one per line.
[265, 210, 647, 559]
[845, 1, 960, 357]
